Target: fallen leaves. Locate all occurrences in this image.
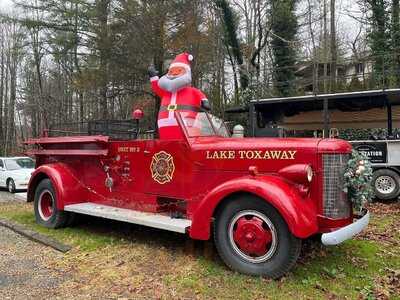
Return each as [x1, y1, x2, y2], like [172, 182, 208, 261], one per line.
[356, 202, 400, 247]
[373, 268, 400, 300]
[367, 202, 400, 216]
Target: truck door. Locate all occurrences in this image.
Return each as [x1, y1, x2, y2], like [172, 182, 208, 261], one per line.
[144, 140, 192, 199]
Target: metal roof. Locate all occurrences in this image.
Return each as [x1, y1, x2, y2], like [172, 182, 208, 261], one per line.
[0, 157, 32, 159]
[250, 89, 400, 105]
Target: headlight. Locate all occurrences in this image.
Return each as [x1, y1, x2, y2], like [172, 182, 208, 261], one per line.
[278, 164, 314, 185]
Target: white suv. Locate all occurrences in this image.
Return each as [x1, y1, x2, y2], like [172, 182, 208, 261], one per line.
[0, 157, 35, 193]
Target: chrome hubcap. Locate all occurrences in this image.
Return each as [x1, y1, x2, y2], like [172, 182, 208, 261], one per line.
[38, 190, 54, 221]
[228, 210, 278, 264]
[375, 176, 396, 194]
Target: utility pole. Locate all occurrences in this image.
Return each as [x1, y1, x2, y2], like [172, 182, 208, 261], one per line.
[323, 0, 331, 138]
[323, 0, 328, 93]
[330, 0, 337, 92]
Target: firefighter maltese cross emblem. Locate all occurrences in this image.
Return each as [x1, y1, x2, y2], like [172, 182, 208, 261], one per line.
[150, 151, 175, 184]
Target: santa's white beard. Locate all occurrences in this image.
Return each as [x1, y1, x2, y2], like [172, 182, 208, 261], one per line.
[158, 72, 192, 93]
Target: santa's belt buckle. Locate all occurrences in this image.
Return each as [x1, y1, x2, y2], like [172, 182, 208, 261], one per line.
[167, 104, 178, 111]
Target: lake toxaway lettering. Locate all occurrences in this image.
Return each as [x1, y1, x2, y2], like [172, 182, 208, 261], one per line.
[206, 150, 297, 160]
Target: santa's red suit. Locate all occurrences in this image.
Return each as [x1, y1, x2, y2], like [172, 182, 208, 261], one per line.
[150, 53, 208, 140]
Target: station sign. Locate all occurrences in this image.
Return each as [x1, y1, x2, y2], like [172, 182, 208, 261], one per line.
[352, 142, 387, 164]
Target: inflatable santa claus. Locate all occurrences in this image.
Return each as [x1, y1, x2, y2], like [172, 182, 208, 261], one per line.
[148, 53, 210, 140]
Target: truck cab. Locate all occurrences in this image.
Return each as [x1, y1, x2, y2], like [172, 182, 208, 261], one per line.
[26, 110, 369, 279]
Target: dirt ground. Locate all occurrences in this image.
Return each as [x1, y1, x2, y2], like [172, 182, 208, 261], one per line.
[0, 190, 67, 300]
[0, 189, 399, 300]
[0, 190, 23, 203]
[0, 226, 67, 300]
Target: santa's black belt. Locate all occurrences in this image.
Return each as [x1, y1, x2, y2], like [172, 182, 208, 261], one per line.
[159, 104, 200, 112]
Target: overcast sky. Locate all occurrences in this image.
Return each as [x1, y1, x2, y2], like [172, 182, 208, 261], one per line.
[0, 0, 13, 12]
[0, 0, 361, 43]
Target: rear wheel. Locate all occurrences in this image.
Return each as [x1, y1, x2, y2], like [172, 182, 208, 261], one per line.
[372, 169, 400, 201]
[34, 179, 68, 228]
[214, 196, 302, 279]
[7, 179, 16, 193]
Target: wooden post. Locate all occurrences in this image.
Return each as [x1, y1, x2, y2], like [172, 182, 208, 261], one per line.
[323, 98, 330, 138]
[249, 104, 256, 137]
[387, 101, 393, 137]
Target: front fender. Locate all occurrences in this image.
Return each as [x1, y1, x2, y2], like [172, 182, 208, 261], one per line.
[28, 163, 88, 210]
[189, 175, 318, 240]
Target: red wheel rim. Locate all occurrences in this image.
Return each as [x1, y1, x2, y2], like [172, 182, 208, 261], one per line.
[38, 190, 54, 221]
[229, 210, 277, 263]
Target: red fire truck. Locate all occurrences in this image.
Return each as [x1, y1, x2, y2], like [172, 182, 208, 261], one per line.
[25, 110, 369, 279]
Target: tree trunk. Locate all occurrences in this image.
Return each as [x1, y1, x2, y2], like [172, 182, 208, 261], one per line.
[392, 0, 400, 86]
[307, 0, 318, 94]
[150, 0, 167, 136]
[0, 32, 4, 145]
[31, 29, 48, 130]
[96, 0, 111, 119]
[215, 0, 249, 91]
[7, 59, 17, 155]
[323, 0, 328, 93]
[3, 53, 9, 155]
[226, 46, 239, 104]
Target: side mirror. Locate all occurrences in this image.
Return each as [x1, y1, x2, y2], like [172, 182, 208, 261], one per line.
[132, 109, 144, 120]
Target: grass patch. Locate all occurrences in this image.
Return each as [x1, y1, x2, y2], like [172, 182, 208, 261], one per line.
[0, 203, 125, 251]
[167, 237, 398, 300]
[0, 201, 399, 299]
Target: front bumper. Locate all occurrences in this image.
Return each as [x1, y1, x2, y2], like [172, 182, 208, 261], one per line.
[321, 210, 370, 246]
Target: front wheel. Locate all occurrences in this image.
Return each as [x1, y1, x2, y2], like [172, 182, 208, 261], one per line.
[214, 196, 302, 279]
[34, 179, 69, 229]
[7, 179, 16, 193]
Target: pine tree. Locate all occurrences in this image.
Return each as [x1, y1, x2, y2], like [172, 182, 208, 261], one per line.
[366, 0, 390, 86]
[391, 0, 400, 85]
[214, 0, 248, 94]
[271, 0, 298, 97]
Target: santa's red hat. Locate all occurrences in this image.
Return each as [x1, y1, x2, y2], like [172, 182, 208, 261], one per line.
[169, 53, 194, 72]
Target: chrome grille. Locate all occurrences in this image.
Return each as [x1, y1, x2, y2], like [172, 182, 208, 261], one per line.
[323, 154, 351, 219]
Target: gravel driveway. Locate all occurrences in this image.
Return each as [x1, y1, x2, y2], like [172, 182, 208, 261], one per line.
[0, 190, 24, 203]
[0, 191, 66, 300]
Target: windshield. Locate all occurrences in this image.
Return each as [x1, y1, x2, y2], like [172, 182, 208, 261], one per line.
[4, 158, 35, 171]
[179, 112, 230, 138]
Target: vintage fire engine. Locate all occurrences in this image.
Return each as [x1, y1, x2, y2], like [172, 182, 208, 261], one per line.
[26, 110, 369, 279]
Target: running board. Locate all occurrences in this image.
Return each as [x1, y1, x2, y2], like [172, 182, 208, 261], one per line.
[64, 203, 191, 234]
